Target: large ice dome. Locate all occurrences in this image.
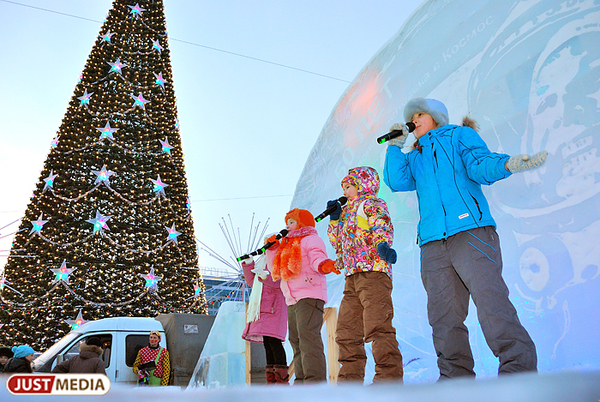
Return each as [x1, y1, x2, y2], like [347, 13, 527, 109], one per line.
[293, 0, 600, 382]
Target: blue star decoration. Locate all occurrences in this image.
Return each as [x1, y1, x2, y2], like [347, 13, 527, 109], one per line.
[150, 175, 169, 197]
[174, 118, 180, 129]
[128, 3, 146, 18]
[101, 30, 115, 43]
[193, 283, 202, 298]
[131, 92, 150, 110]
[165, 223, 182, 244]
[159, 137, 173, 154]
[152, 39, 163, 54]
[96, 121, 119, 142]
[43, 170, 58, 192]
[77, 89, 93, 105]
[50, 259, 76, 284]
[50, 136, 59, 148]
[29, 213, 49, 236]
[92, 165, 115, 186]
[153, 72, 166, 89]
[107, 57, 127, 75]
[65, 310, 87, 330]
[86, 210, 112, 236]
[186, 197, 192, 211]
[141, 266, 161, 292]
[0, 276, 10, 291]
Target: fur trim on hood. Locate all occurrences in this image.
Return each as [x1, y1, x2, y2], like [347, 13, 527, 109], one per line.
[79, 342, 103, 357]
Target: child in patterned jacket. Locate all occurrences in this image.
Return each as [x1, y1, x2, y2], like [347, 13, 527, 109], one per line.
[326, 166, 403, 383]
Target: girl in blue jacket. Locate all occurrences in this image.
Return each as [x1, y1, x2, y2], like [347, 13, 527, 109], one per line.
[383, 97, 546, 379]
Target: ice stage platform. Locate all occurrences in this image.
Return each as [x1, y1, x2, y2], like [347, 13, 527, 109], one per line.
[2, 370, 599, 401]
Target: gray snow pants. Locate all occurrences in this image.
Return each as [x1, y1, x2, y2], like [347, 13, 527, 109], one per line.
[420, 226, 537, 378]
[287, 298, 327, 383]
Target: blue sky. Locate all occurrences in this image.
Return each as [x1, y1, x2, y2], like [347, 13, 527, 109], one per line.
[0, 0, 422, 273]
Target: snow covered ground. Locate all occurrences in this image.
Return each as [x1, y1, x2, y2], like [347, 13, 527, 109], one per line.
[2, 370, 600, 402]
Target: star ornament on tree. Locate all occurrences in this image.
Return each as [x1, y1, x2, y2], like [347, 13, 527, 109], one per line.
[141, 267, 161, 292]
[131, 93, 150, 110]
[43, 170, 58, 192]
[151, 175, 169, 197]
[159, 137, 173, 154]
[86, 210, 112, 236]
[50, 259, 76, 284]
[65, 310, 87, 330]
[29, 213, 49, 236]
[165, 223, 181, 244]
[0, 276, 10, 291]
[50, 136, 59, 148]
[128, 3, 146, 18]
[153, 72, 166, 89]
[101, 30, 115, 43]
[96, 121, 119, 142]
[152, 39, 163, 54]
[92, 165, 115, 186]
[77, 89, 93, 105]
[107, 57, 127, 74]
[193, 283, 202, 298]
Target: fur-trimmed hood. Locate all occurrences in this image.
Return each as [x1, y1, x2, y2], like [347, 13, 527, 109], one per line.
[78, 342, 103, 358]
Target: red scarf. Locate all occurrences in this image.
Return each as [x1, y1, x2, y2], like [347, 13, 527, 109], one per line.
[272, 226, 316, 280]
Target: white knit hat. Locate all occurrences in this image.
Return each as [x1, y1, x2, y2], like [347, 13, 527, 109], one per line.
[404, 98, 449, 127]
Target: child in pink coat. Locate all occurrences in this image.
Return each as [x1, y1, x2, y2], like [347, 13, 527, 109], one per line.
[241, 251, 289, 384]
[266, 208, 339, 384]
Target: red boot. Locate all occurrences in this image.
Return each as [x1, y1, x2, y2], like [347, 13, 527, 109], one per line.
[265, 365, 277, 384]
[273, 365, 289, 384]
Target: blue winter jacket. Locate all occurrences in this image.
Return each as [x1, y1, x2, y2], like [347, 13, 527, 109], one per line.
[383, 124, 511, 246]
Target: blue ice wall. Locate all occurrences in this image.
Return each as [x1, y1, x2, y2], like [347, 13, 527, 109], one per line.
[293, 0, 600, 382]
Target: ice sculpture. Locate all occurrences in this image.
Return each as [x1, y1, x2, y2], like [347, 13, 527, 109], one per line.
[293, 0, 600, 382]
[188, 301, 247, 388]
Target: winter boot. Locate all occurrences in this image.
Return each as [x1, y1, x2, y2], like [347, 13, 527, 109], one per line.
[273, 365, 290, 384]
[265, 365, 277, 384]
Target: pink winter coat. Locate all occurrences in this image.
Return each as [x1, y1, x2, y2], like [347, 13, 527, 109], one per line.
[241, 261, 288, 342]
[266, 227, 329, 306]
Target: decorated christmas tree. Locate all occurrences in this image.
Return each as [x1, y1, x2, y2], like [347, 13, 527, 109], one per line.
[0, 0, 206, 350]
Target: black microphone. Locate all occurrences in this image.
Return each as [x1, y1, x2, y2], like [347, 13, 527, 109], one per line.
[315, 196, 348, 222]
[237, 229, 289, 261]
[376, 122, 416, 144]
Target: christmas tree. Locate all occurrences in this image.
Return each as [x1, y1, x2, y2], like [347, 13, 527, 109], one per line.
[0, 0, 206, 350]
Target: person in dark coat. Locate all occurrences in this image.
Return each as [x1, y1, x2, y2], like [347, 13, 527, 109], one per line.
[3, 345, 35, 373]
[52, 337, 106, 374]
[0, 347, 14, 374]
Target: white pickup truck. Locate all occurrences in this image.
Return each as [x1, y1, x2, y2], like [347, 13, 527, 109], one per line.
[32, 313, 215, 386]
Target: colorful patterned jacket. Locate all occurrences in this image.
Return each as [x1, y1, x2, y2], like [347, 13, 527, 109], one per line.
[327, 166, 394, 279]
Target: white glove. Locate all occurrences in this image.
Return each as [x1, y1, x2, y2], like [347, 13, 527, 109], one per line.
[241, 256, 254, 265]
[251, 259, 269, 280]
[506, 151, 548, 173]
[387, 123, 409, 148]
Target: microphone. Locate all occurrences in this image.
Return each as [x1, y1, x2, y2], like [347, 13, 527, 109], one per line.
[315, 196, 348, 222]
[376, 122, 416, 144]
[236, 229, 289, 261]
